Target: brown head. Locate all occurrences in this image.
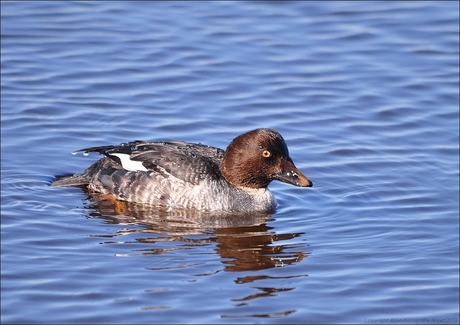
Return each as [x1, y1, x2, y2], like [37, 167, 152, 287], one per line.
[220, 128, 313, 189]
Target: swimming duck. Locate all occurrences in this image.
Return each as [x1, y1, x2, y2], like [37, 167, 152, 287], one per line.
[51, 128, 312, 212]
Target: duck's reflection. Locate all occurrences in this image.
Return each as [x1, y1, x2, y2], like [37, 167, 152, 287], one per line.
[83, 190, 308, 272]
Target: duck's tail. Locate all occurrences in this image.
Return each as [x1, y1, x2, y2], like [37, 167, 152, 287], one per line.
[50, 156, 119, 187]
[50, 173, 90, 187]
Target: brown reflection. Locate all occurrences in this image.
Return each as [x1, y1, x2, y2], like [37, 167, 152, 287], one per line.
[81, 189, 309, 272]
[234, 273, 307, 284]
[215, 226, 306, 271]
[232, 287, 294, 302]
[221, 309, 296, 319]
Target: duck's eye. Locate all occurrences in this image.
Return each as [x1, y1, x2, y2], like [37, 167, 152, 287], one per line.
[262, 150, 271, 158]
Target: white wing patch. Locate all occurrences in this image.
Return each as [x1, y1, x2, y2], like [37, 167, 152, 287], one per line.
[110, 153, 148, 172]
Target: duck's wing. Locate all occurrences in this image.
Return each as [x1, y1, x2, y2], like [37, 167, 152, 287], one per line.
[75, 140, 226, 185]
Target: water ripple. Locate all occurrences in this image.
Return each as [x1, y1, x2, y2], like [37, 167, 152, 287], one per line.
[2, 1, 458, 323]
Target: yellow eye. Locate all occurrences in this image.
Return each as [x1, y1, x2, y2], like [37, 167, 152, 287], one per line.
[262, 150, 271, 158]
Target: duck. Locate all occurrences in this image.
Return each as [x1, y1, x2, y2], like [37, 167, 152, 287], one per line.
[51, 128, 312, 212]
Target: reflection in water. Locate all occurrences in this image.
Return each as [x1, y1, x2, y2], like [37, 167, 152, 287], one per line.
[82, 189, 309, 273]
[81, 190, 310, 318]
[215, 226, 306, 272]
[233, 286, 294, 302]
[221, 309, 296, 319]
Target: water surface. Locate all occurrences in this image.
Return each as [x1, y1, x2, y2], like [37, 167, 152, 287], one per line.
[1, 1, 459, 323]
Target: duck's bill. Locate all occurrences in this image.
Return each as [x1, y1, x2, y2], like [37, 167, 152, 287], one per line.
[276, 158, 313, 187]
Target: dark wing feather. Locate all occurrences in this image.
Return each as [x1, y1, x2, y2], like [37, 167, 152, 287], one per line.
[73, 140, 148, 155]
[76, 140, 225, 185]
[133, 141, 225, 185]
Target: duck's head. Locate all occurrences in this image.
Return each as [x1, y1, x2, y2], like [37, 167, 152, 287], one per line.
[220, 128, 313, 189]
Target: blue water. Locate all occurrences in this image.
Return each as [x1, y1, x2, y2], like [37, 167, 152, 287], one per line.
[1, 1, 459, 323]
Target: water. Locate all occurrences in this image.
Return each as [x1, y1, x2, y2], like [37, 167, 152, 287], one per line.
[1, 1, 459, 323]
